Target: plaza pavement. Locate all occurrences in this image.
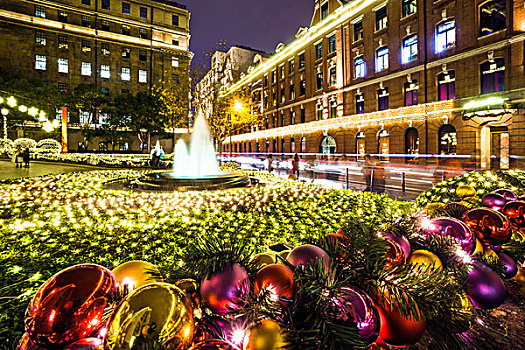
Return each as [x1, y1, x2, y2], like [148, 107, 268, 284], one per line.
[0, 160, 104, 180]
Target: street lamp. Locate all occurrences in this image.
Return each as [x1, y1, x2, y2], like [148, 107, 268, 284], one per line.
[230, 99, 244, 159]
[1, 108, 8, 140]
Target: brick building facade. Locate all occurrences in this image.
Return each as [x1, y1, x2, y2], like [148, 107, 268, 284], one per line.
[223, 0, 525, 170]
[0, 0, 191, 151]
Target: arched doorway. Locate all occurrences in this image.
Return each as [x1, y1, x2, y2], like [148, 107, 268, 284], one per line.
[480, 122, 509, 170]
[320, 135, 336, 155]
[438, 124, 457, 155]
[405, 127, 419, 163]
[377, 129, 389, 162]
[356, 131, 365, 161]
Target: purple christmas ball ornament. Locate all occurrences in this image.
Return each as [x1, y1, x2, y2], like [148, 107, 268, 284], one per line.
[425, 217, 475, 253]
[494, 189, 518, 202]
[482, 193, 507, 211]
[383, 232, 411, 259]
[465, 261, 506, 310]
[496, 252, 518, 279]
[287, 244, 331, 271]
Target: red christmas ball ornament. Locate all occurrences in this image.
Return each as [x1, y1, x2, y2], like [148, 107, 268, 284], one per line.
[63, 338, 103, 350]
[16, 334, 42, 350]
[502, 200, 525, 235]
[367, 337, 389, 350]
[383, 238, 405, 270]
[254, 264, 295, 305]
[200, 263, 250, 314]
[25, 264, 118, 348]
[335, 228, 345, 236]
[462, 208, 512, 246]
[287, 244, 331, 271]
[377, 303, 426, 346]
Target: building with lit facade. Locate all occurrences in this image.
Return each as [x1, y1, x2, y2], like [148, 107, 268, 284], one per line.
[194, 45, 267, 121]
[0, 0, 191, 151]
[223, 0, 525, 170]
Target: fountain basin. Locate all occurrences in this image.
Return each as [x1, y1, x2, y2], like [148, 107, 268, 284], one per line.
[134, 172, 251, 191]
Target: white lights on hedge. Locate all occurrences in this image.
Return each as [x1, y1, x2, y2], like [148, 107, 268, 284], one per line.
[39, 110, 46, 119]
[7, 96, 17, 107]
[28, 107, 39, 117]
[42, 121, 54, 133]
[19, 105, 28, 112]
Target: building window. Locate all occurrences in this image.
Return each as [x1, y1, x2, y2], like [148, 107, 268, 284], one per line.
[102, 0, 110, 10]
[81, 15, 91, 27]
[100, 20, 110, 31]
[355, 56, 365, 78]
[139, 28, 148, 39]
[122, 47, 131, 59]
[79, 110, 91, 124]
[139, 69, 147, 83]
[321, 136, 336, 155]
[35, 55, 46, 70]
[290, 84, 295, 100]
[82, 40, 91, 53]
[316, 103, 323, 120]
[122, 2, 130, 15]
[101, 65, 110, 79]
[290, 111, 296, 125]
[280, 112, 285, 127]
[481, 58, 505, 94]
[439, 124, 457, 155]
[58, 35, 68, 50]
[404, 81, 418, 106]
[264, 74, 268, 87]
[172, 56, 179, 67]
[81, 62, 92, 76]
[321, 2, 329, 20]
[329, 100, 337, 118]
[82, 0, 91, 5]
[35, 5, 46, 18]
[280, 65, 285, 80]
[280, 87, 285, 103]
[121, 68, 131, 81]
[299, 80, 306, 96]
[356, 93, 364, 114]
[172, 74, 179, 84]
[437, 71, 455, 100]
[378, 87, 389, 111]
[436, 19, 456, 52]
[356, 132, 366, 161]
[328, 34, 336, 53]
[172, 15, 179, 26]
[299, 53, 305, 69]
[405, 127, 419, 163]
[354, 20, 363, 41]
[122, 25, 130, 36]
[378, 130, 390, 162]
[35, 30, 46, 46]
[402, 0, 416, 18]
[58, 83, 69, 93]
[376, 6, 387, 31]
[315, 42, 323, 60]
[58, 58, 68, 73]
[290, 137, 295, 153]
[272, 70, 276, 83]
[58, 11, 68, 23]
[272, 90, 276, 106]
[140, 7, 147, 19]
[139, 49, 147, 61]
[480, 0, 506, 37]
[289, 60, 294, 74]
[301, 137, 306, 153]
[402, 35, 418, 63]
[300, 108, 306, 123]
[329, 66, 336, 87]
[376, 47, 389, 72]
[316, 71, 323, 90]
[101, 43, 110, 56]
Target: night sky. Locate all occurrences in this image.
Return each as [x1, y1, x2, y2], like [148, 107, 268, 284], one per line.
[179, 0, 314, 67]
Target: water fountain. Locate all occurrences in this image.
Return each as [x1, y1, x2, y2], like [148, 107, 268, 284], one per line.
[135, 114, 251, 191]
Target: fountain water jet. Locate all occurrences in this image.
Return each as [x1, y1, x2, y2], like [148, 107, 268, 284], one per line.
[136, 114, 250, 191]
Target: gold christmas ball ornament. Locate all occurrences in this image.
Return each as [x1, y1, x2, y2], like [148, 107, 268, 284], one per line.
[514, 266, 525, 289]
[104, 283, 195, 350]
[462, 196, 482, 206]
[250, 253, 276, 270]
[277, 250, 292, 261]
[456, 185, 477, 199]
[449, 293, 476, 332]
[408, 250, 444, 272]
[112, 260, 163, 293]
[243, 319, 287, 350]
[424, 202, 444, 214]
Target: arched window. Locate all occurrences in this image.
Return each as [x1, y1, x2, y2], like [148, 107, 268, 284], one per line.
[301, 137, 306, 154]
[405, 127, 419, 163]
[290, 137, 295, 153]
[256, 142, 260, 153]
[321, 136, 336, 155]
[234, 143, 238, 153]
[479, 0, 506, 37]
[265, 140, 270, 153]
[378, 129, 390, 162]
[248, 142, 252, 154]
[281, 138, 285, 154]
[356, 131, 366, 161]
[481, 59, 505, 94]
[439, 124, 457, 155]
[272, 139, 276, 153]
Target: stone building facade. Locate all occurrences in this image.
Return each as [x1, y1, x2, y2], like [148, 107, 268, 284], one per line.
[194, 45, 267, 121]
[223, 0, 525, 170]
[0, 0, 192, 151]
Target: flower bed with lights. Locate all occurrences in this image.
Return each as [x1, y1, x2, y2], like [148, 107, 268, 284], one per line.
[0, 170, 524, 349]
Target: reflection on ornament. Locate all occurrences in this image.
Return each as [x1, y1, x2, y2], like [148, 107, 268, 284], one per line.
[112, 260, 163, 293]
[449, 293, 475, 332]
[481, 193, 507, 211]
[104, 283, 194, 349]
[456, 185, 477, 199]
[383, 232, 411, 259]
[409, 250, 443, 272]
[425, 217, 475, 253]
[502, 201, 525, 235]
[494, 189, 518, 202]
[250, 253, 276, 270]
[462, 208, 512, 246]
[254, 264, 295, 305]
[383, 239, 405, 270]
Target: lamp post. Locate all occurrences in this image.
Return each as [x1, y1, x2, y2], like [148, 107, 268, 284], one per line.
[230, 100, 244, 159]
[1, 108, 8, 140]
